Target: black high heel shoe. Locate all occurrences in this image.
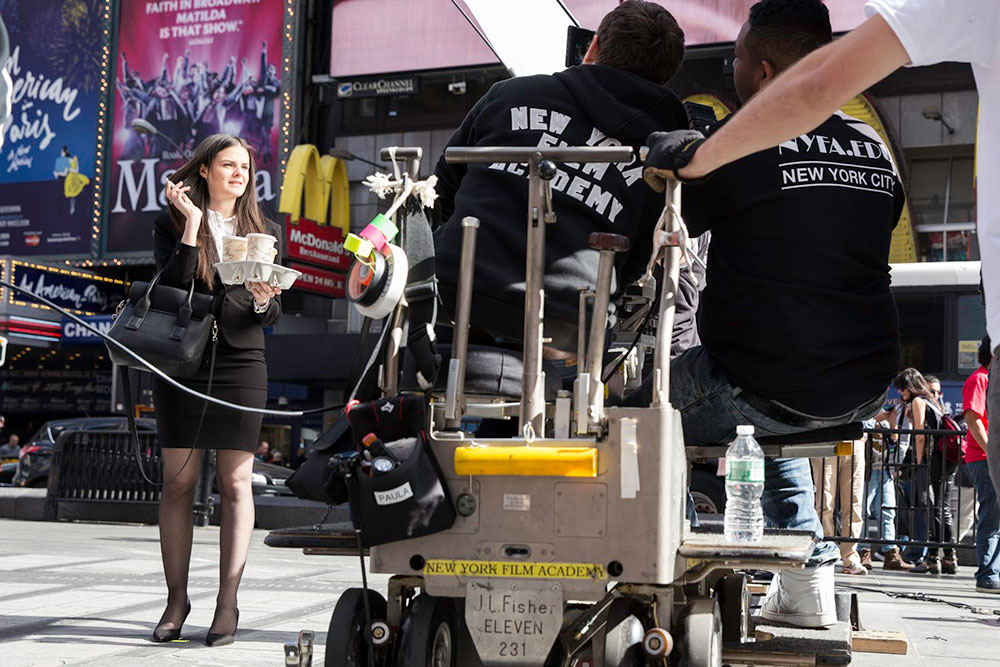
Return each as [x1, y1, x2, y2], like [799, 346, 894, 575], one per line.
[152, 598, 191, 643]
[206, 608, 239, 647]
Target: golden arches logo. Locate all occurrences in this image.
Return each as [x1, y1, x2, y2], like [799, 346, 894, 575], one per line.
[279, 144, 350, 236]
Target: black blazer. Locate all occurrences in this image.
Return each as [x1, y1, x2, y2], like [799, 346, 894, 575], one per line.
[153, 214, 282, 350]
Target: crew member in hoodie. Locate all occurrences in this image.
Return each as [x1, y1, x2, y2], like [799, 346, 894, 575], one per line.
[433, 0, 689, 357]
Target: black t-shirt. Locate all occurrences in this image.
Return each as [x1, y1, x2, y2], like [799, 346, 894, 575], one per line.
[682, 112, 903, 416]
[433, 65, 690, 353]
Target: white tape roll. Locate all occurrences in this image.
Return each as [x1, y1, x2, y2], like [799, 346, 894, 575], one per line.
[355, 244, 408, 319]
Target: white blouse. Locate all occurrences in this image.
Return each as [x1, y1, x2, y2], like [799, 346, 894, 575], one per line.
[205, 209, 235, 262]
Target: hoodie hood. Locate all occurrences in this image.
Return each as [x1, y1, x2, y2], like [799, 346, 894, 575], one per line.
[432, 64, 692, 353]
[553, 64, 689, 144]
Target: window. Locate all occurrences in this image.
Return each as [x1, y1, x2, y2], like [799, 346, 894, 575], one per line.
[894, 293, 946, 374]
[957, 293, 987, 371]
[907, 150, 976, 261]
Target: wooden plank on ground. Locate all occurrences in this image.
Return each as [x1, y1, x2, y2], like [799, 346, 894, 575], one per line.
[852, 630, 908, 655]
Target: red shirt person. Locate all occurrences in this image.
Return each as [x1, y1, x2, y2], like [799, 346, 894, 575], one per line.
[964, 365, 989, 464]
[961, 335, 1000, 593]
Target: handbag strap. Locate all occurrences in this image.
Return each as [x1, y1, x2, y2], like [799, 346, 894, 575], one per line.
[125, 324, 218, 487]
[133, 269, 164, 319]
[129, 269, 197, 332]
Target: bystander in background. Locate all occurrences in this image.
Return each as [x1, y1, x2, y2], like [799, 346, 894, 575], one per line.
[0, 433, 20, 460]
[963, 336, 1000, 593]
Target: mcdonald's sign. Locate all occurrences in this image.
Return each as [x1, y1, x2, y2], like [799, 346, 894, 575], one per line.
[279, 144, 352, 271]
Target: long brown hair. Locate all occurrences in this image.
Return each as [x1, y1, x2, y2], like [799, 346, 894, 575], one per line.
[167, 134, 266, 284]
[892, 367, 942, 412]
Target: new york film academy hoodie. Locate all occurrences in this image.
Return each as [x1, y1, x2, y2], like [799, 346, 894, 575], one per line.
[433, 64, 690, 354]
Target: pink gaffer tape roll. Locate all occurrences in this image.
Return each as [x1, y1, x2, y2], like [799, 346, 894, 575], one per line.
[359, 224, 389, 251]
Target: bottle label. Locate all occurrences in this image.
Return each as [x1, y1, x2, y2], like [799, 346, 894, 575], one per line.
[726, 459, 764, 483]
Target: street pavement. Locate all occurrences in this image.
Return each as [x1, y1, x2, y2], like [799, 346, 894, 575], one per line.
[1, 518, 998, 666]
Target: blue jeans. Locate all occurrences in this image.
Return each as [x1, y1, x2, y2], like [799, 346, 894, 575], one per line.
[663, 347, 842, 566]
[967, 460, 1000, 586]
[860, 467, 896, 553]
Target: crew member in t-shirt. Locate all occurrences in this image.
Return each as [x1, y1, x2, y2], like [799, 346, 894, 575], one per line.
[639, 0, 1000, 498]
[962, 335, 1000, 594]
[637, 0, 903, 629]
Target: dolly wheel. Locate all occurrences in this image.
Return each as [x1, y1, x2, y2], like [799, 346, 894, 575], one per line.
[326, 588, 387, 667]
[717, 574, 751, 644]
[603, 598, 646, 667]
[395, 594, 459, 667]
[678, 598, 722, 667]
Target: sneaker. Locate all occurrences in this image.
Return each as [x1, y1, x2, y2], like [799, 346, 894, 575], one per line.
[760, 563, 838, 628]
[859, 549, 873, 570]
[883, 547, 915, 571]
[941, 559, 958, 575]
[975, 580, 1000, 594]
[843, 562, 868, 575]
[910, 557, 940, 574]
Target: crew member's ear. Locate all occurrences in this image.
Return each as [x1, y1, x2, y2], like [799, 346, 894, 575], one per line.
[199, 164, 208, 179]
[759, 60, 777, 89]
[582, 35, 599, 65]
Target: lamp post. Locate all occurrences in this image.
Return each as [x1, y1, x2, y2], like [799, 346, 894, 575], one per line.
[131, 119, 192, 159]
[328, 147, 381, 169]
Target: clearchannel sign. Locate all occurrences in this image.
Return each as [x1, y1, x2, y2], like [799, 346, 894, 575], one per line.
[336, 76, 420, 98]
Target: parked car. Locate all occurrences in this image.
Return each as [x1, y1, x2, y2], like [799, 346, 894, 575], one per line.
[13, 417, 293, 495]
[246, 460, 294, 496]
[0, 459, 17, 485]
[13, 417, 157, 488]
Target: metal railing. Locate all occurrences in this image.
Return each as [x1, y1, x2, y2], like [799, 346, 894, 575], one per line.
[46, 429, 213, 525]
[816, 425, 981, 554]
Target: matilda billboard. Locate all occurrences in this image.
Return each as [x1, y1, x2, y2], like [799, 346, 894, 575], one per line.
[0, 0, 103, 256]
[106, 0, 283, 254]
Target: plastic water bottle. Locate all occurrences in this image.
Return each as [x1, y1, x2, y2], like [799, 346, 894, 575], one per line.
[724, 425, 765, 543]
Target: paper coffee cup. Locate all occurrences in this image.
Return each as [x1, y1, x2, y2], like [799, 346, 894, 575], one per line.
[246, 233, 277, 262]
[222, 235, 248, 262]
[265, 248, 278, 264]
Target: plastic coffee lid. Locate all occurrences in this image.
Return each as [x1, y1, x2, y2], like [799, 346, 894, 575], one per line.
[736, 425, 754, 435]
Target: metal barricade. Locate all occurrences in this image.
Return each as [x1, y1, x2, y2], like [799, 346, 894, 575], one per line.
[45, 429, 213, 525]
[814, 425, 979, 559]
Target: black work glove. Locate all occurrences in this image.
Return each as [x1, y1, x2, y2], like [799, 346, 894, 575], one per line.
[642, 130, 707, 192]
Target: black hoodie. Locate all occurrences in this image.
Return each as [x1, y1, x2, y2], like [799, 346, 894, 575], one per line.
[433, 65, 689, 353]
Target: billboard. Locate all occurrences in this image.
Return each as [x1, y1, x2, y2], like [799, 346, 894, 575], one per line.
[0, 0, 103, 256]
[330, 0, 869, 77]
[107, 0, 284, 254]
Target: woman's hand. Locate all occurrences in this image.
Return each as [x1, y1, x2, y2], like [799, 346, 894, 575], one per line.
[165, 180, 202, 224]
[165, 180, 202, 246]
[246, 281, 282, 308]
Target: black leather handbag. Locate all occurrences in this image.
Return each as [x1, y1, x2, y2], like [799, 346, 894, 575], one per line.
[106, 269, 216, 378]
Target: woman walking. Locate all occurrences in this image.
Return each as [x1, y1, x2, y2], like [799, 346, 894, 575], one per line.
[894, 367, 958, 575]
[150, 133, 282, 646]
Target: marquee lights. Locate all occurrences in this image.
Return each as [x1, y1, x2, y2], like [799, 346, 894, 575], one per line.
[280, 0, 297, 174]
[91, 0, 115, 256]
[6, 260, 127, 316]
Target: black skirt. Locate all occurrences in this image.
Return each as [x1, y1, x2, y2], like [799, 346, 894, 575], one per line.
[153, 340, 266, 452]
